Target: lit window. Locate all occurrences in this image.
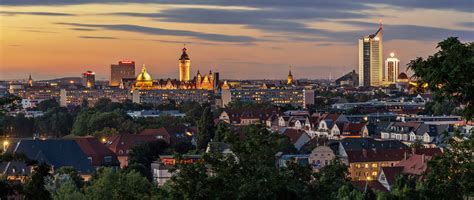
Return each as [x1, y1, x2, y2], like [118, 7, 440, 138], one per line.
[364, 164, 369, 168]
[372, 171, 377, 176]
[372, 163, 378, 168]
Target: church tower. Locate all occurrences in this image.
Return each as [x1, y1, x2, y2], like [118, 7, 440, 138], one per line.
[27, 74, 33, 87]
[287, 70, 293, 85]
[179, 47, 191, 82]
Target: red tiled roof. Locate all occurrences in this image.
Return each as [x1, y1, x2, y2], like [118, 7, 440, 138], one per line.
[380, 166, 404, 186]
[104, 134, 158, 156]
[347, 148, 410, 163]
[320, 113, 339, 122]
[75, 137, 119, 167]
[351, 181, 389, 193]
[283, 129, 306, 144]
[343, 123, 366, 134]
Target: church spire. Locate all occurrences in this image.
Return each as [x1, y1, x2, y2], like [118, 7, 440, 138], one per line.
[287, 68, 294, 85]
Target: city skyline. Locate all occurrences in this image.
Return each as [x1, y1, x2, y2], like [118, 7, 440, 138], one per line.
[1, 1, 473, 80]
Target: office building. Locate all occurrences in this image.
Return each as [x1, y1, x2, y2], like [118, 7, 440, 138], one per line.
[359, 24, 383, 87]
[221, 88, 315, 108]
[82, 70, 95, 88]
[110, 61, 135, 86]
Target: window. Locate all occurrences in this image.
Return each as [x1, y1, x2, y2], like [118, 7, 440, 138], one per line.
[355, 164, 361, 168]
[364, 164, 369, 168]
[104, 156, 112, 163]
[372, 163, 378, 168]
[372, 171, 377, 176]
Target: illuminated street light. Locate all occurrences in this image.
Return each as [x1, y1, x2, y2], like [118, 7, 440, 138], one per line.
[3, 141, 9, 152]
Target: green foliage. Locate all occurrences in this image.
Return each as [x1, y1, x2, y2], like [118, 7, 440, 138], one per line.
[408, 37, 474, 120]
[23, 163, 52, 200]
[36, 98, 60, 112]
[36, 107, 73, 137]
[72, 109, 139, 135]
[213, 121, 231, 142]
[52, 179, 86, 200]
[196, 107, 214, 150]
[161, 125, 357, 200]
[85, 168, 152, 200]
[2, 113, 35, 138]
[127, 140, 170, 180]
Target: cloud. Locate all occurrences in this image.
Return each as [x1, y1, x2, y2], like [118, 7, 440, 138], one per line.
[458, 22, 474, 28]
[57, 22, 256, 43]
[71, 28, 96, 31]
[79, 36, 117, 39]
[0, 11, 74, 16]
[1, 0, 472, 12]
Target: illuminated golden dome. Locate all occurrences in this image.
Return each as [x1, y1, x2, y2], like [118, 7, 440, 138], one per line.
[136, 65, 153, 88]
[137, 65, 153, 82]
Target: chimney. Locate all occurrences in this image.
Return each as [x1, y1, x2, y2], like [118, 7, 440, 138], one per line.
[422, 154, 425, 163]
[404, 151, 407, 160]
[362, 149, 367, 157]
[411, 147, 417, 155]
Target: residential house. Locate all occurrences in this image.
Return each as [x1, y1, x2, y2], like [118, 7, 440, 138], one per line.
[218, 108, 279, 126]
[282, 128, 311, 151]
[104, 134, 159, 168]
[308, 146, 335, 170]
[151, 155, 201, 186]
[75, 137, 120, 169]
[346, 148, 410, 181]
[338, 138, 408, 158]
[0, 139, 95, 181]
[378, 148, 442, 191]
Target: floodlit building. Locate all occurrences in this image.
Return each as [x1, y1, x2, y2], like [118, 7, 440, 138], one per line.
[384, 52, 400, 84]
[110, 61, 135, 87]
[179, 47, 191, 82]
[82, 70, 95, 88]
[359, 24, 383, 87]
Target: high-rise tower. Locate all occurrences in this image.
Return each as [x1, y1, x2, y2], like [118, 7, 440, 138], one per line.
[179, 47, 191, 82]
[358, 23, 383, 87]
[384, 52, 400, 84]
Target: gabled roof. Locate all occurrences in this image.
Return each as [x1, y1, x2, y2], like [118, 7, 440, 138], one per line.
[75, 137, 120, 167]
[340, 138, 407, 151]
[351, 180, 389, 193]
[3, 139, 95, 174]
[283, 129, 307, 145]
[105, 134, 158, 156]
[320, 113, 339, 122]
[380, 166, 404, 186]
[347, 148, 410, 163]
[343, 123, 366, 135]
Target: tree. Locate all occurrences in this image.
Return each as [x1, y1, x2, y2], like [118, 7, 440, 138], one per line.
[36, 98, 59, 112]
[417, 133, 474, 199]
[85, 168, 152, 200]
[52, 179, 86, 200]
[36, 107, 73, 137]
[127, 140, 170, 180]
[196, 107, 214, 150]
[23, 163, 52, 200]
[162, 124, 357, 199]
[408, 37, 474, 120]
[214, 121, 231, 142]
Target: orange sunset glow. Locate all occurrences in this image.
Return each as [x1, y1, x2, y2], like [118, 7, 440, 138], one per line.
[1, 2, 473, 80]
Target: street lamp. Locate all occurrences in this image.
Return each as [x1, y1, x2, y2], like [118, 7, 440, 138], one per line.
[3, 141, 9, 152]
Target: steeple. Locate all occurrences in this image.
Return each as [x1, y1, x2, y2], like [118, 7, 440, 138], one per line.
[180, 46, 190, 60]
[287, 69, 293, 85]
[27, 74, 33, 87]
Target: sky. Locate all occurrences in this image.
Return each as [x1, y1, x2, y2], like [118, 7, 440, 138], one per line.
[0, 1, 473, 81]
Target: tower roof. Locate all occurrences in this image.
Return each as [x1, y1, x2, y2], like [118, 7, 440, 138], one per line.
[180, 47, 190, 60]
